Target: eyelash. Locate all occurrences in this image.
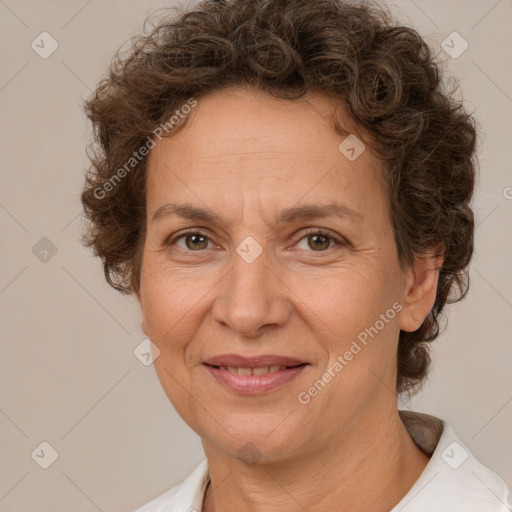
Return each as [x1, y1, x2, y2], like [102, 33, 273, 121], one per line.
[166, 227, 346, 253]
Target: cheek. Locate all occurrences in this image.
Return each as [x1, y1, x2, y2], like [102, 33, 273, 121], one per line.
[292, 264, 391, 333]
[139, 264, 202, 350]
[291, 261, 400, 388]
[141, 248, 216, 317]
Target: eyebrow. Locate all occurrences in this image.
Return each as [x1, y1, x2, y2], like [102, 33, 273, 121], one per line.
[151, 201, 364, 226]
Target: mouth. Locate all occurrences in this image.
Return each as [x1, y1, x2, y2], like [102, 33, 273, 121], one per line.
[203, 354, 308, 394]
[203, 353, 307, 368]
[205, 364, 305, 375]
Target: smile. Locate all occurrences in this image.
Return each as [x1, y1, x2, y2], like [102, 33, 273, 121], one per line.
[203, 363, 308, 394]
[214, 365, 288, 375]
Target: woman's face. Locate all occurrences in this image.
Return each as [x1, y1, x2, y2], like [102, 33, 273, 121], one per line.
[137, 86, 428, 463]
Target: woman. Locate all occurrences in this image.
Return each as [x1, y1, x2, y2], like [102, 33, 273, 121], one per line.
[81, 0, 511, 510]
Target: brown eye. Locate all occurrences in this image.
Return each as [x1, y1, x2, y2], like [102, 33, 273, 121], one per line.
[307, 234, 331, 251]
[295, 229, 342, 252]
[183, 233, 209, 250]
[170, 230, 212, 251]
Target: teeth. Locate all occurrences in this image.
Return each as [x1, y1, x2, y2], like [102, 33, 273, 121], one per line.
[252, 366, 269, 375]
[220, 365, 288, 375]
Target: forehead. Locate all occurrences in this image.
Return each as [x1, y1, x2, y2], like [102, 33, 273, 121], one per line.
[153, 86, 354, 159]
[145, 86, 388, 225]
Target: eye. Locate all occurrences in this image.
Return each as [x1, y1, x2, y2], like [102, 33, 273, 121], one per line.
[167, 227, 346, 253]
[171, 229, 213, 251]
[294, 228, 344, 252]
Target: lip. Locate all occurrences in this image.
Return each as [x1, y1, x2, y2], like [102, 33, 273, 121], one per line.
[204, 364, 307, 394]
[203, 354, 306, 368]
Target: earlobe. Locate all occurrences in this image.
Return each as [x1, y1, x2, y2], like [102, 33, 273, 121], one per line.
[141, 318, 149, 336]
[134, 288, 148, 336]
[399, 249, 443, 333]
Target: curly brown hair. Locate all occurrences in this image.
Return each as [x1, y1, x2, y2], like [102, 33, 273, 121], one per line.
[81, 0, 477, 397]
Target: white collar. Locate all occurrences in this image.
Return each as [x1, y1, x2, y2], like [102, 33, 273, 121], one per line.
[133, 410, 511, 511]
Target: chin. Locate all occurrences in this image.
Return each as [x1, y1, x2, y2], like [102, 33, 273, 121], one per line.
[200, 412, 310, 466]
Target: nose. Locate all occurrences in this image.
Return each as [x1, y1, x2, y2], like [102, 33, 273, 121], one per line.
[211, 245, 292, 338]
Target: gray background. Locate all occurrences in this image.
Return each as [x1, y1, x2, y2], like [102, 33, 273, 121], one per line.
[0, 0, 511, 511]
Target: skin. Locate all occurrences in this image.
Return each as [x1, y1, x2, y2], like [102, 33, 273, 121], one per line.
[136, 85, 441, 512]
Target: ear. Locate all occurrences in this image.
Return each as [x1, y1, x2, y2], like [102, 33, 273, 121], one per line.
[399, 246, 444, 332]
[134, 287, 149, 337]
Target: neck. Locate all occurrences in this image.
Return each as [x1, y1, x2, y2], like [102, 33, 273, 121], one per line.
[201, 408, 430, 512]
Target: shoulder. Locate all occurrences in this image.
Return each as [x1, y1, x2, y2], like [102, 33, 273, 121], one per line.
[395, 411, 511, 512]
[133, 460, 209, 512]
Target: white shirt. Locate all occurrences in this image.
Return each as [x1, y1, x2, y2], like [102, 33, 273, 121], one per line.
[133, 410, 511, 511]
